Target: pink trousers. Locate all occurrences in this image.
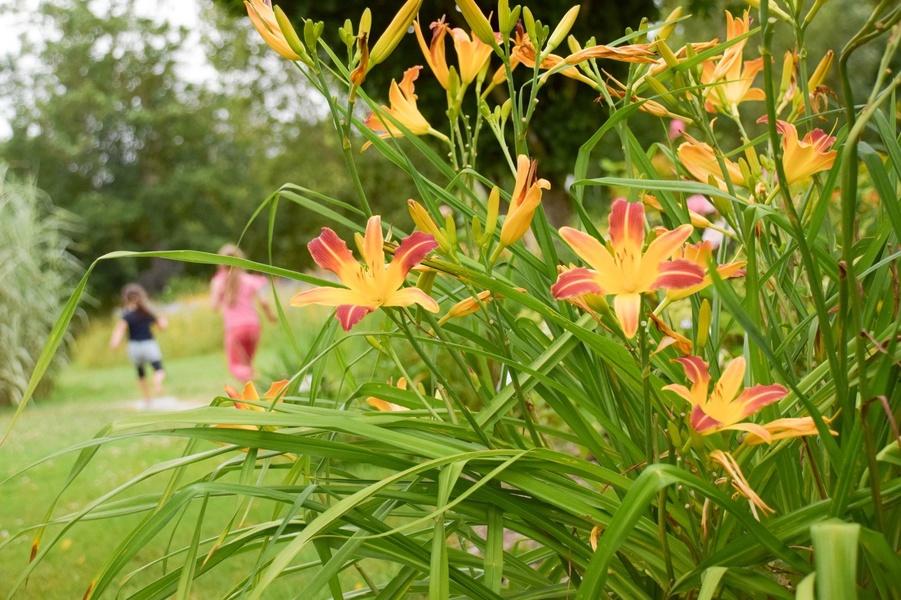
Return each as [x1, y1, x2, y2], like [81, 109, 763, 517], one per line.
[225, 324, 260, 381]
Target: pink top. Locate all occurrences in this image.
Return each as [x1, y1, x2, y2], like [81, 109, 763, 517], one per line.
[211, 271, 268, 331]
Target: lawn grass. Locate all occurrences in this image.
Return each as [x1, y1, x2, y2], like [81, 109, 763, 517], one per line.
[0, 297, 393, 598]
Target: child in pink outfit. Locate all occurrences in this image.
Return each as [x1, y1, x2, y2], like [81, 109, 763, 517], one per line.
[210, 245, 277, 381]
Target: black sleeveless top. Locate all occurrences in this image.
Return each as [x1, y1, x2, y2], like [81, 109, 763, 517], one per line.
[123, 310, 156, 341]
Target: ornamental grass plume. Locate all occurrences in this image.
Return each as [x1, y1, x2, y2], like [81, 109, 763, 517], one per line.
[663, 356, 788, 440]
[551, 199, 705, 338]
[291, 215, 439, 330]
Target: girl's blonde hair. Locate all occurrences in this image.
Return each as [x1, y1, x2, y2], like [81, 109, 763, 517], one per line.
[218, 245, 246, 307]
[122, 283, 154, 319]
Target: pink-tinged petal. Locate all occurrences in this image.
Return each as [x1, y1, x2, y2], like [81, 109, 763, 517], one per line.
[557, 227, 621, 291]
[384, 287, 440, 312]
[661, 383, 694, 405]
[608, 199, 646, 258]
[308, 228, 363, 283]
[551, 267, 605, 299]
[690, 405, 721, 432]
[713, 357, 747, 404]
[336, 305, 376, 331]
[363, 216, 385, 275]
[385, 231, 438, 290]
[805, 129, 836, 152]
[224, 384, 240, 399]
[652, 259, 706, 290]
[613, 293, 642, 339]
[291, 286, 367, 308]
[637, 225, 695, 289]
[734, 383, 788, 420]
[674, 356, 711, 387]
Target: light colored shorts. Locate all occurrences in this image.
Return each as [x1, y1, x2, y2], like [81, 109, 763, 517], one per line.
[127, 339, 163, 367]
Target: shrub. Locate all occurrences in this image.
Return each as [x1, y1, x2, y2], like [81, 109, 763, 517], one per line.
[0, 165, 80, 406]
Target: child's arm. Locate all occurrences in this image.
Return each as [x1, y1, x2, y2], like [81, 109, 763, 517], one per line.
[109, 320, 127, 349]
[156, 315, 169, 331]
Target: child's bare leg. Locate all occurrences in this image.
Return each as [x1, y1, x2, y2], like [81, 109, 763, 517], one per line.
[152, 368, 166, 396]
[138, 377, 151, 406]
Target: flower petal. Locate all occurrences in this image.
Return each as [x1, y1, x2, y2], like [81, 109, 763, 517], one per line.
[674, 356, 711, 387]
[385, 231, 438, 290]
[336, 305, 376, 331]
[714, 357, 747, 404]
[557, 227, 621, 291]
[308, 228, 363, 284]
[690, 404, 722, 432]
[551, 267, 605, 299]
[363, 215, 385, 276]
[652, 258, 706, 290]
[608, 199, 645, 260]
[291, 286, 366, 308]
[613, 293, 642, 338]
[384, 287, 440, 312]
[734, 383, 788, 420]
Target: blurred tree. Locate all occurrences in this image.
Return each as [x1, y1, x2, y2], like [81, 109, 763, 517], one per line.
[0, 0, 425, 301]
[214, 0, 659, 223]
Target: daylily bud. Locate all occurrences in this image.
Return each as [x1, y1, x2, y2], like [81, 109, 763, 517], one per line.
[498, 0, 513, 37]
[500, 98, 513, 120]
[656, 40, 680, 69]
[479, 99, 493, 120]
[472, 215, 483, 242]
[778, 51, 795, 100]
[416, 269, 437, 295]
[807, 50, 834, 90]
[408, 200, 450, 253]
[364, 335, 383, 351]
[804, 0, 828, 24]
[358, 8, 372, 38]
[274, 6, 314, 67]
[304, 19, 323, 52]
[657, 7, 682, 42]
[697, 299, 711, 349]
[483, 186, 501, 242]
[545, 5, 579, 55]
[522, 7, 538, 48]
[645, 76, 675, 106]
[339, 19, 355, 48]
[567, 34, 582, 54]
[456, 0, 500, 51]
[444, 213, 458, 249]
[440, 290, 493, 323]
[369, 0, 422, 68]
[737, 158, 752, 190]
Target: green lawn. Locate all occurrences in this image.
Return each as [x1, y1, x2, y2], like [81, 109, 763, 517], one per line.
[0, 308, 387, 599]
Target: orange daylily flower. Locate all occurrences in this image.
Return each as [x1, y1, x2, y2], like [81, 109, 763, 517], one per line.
[664, 241, 746, 301]
[699, 11, 764, 113]
[414, 17, 494, 89]
[743, 416, 837, 445]
[244, 0, 303, 62]
[551, 199, 705, 338]
[710, 450, 775, 517]
[500, 155, 551, 247]
[364, 66, 442, 148]
[291, 215, 439, 331]
[367, 377, 411, 412]
[677, 133, 746, 189]
[663, 356, 788, 440]
[758, 118, 837, 185]
[702, 57, 765, 113]
[225, 379, 290, 411]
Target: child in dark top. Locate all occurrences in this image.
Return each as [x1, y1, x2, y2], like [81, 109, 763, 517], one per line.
[109, 284, 169, 407]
